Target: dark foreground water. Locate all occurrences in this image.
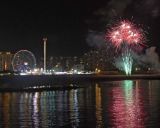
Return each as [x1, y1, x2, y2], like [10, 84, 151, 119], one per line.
[0, 80, 160, 128]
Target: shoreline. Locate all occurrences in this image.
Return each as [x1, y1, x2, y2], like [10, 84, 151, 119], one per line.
[0, 74, 160, 92]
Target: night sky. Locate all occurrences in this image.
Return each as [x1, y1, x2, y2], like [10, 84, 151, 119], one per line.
[0, 0, 160, 58]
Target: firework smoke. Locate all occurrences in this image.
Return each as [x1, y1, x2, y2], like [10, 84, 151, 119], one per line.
[93, 0, 160, 23]
[94, 0, 132, 23]
[140, 47, 160, 69]
[86, 30, 106, 48]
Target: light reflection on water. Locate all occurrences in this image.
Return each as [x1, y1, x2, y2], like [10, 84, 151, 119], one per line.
[109, 80, 145, 128]
[0, 80, 160, 127]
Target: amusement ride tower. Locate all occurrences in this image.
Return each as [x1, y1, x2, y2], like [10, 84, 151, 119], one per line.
[43, 38, 47, 73]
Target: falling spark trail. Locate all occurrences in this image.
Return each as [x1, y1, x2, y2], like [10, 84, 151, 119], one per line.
[122, 50, 133, 75]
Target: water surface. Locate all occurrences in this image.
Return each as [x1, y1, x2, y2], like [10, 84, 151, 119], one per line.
[0, 80, 160, 127]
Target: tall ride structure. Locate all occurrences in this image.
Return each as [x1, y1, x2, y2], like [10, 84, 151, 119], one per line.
[43, 38, 47, 73]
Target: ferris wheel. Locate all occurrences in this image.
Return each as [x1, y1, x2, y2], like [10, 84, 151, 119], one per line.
[12, 50, 36, 72]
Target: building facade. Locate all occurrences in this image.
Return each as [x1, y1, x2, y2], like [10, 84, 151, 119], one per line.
[0, 52, 13, 71]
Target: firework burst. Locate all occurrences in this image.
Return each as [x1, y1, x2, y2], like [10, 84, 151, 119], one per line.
[107, 20, 145, 49]
[106, 20, 146, 75]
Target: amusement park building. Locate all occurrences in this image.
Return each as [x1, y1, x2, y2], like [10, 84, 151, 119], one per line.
[0, 52, 13, 71]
